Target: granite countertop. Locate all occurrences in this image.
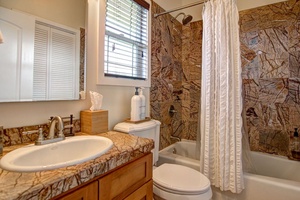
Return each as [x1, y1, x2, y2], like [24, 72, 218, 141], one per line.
[0, 131, 154, 200]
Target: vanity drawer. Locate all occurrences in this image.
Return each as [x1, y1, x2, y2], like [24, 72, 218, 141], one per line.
[99, 153, 153, 200]
[124, 180, 153, 200]
[59, 181, 98, 200]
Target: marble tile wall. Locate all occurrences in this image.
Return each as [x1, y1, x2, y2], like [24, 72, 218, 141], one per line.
[150, 1, 202, 149]
[240, 0, 300, 157]
[151, 0, 300, 157]
[2, 118, 81, 147]
[80, 28, 86, 92]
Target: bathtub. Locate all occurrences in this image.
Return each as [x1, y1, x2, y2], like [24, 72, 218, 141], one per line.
[157, 140, 300, 200]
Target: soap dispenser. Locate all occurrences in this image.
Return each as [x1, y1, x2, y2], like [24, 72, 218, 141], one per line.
[139, 87, 146, 120]
[130, 87, 141, 122]
[291, 128, 300, 160]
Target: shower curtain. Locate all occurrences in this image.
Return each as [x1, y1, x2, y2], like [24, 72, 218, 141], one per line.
[199, 0, 244, 193]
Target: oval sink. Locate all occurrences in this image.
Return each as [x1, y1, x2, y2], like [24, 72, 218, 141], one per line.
[0, 136, 113, 172]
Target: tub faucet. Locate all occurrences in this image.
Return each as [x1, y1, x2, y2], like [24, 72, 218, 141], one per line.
[170, 135, 181, 142]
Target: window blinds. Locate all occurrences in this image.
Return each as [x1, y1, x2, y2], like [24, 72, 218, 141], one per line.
[104, 0, 148, 80]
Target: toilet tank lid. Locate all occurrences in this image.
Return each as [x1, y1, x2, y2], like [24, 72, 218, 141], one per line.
[114, 119, 161, 133]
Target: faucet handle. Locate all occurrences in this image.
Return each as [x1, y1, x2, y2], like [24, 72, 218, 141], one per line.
[37, 128, 44, 142]
[64, 124, 73, 129]
[35, 128, 45, 145]
[22, 129, 39, 135]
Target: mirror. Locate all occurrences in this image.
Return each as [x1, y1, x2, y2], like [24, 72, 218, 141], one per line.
[0, 0, 86, 102]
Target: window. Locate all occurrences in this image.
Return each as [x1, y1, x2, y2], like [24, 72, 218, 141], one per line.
[98, 0, 151, 87]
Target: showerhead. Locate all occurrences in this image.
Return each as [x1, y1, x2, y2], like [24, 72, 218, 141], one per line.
[171, 12, 193, 25]
[182, 14, 193, 25]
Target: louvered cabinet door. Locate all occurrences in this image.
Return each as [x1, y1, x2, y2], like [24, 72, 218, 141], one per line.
[34, 22, 79, 101]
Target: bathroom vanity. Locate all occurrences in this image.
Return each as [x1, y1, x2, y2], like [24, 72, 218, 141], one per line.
[57, 153, 152, 200]
[0, 131, 154, 200]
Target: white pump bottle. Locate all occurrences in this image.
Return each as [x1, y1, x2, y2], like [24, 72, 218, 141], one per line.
[130, 87, 141, 121]
[139, 87, 146, 120]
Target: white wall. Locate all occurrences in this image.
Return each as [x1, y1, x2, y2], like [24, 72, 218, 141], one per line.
[89, 0, 150, 130]
[0, 0, 85, 29]
[237, 0, 288, 11]
[154, 0, 288, 22]
[0, 0, 149, 130]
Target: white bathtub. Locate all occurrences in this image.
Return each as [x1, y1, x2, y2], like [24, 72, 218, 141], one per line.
[157, 140, 300, 200]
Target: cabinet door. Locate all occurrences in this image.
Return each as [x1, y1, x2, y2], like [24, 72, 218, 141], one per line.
[124, 180, 153, 200]
[59, 181, 98, 200]
[99, 153, 152, 200]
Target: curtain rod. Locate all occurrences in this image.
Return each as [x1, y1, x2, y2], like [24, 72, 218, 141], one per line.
[154, 1, 205, 18]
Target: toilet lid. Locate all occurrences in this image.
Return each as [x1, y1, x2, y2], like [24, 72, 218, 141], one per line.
[153, 164, 211, 195]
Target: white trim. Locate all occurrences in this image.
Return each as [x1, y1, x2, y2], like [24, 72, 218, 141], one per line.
[97, 0, 151, 87]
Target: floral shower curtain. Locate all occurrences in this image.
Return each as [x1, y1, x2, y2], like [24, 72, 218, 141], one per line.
[199, 0, 244, 193]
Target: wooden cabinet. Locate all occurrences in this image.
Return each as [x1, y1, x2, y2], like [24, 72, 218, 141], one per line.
[124, 180, 153, 200]
[60, 182, 98, 200]
[56, 153, 153, 200]
[99, 152, 152, 199]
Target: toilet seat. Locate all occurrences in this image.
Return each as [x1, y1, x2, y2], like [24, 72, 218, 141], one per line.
[153, 163, 211, 195]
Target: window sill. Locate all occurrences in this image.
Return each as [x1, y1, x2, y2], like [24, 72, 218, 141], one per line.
[97, 75, 150, 87]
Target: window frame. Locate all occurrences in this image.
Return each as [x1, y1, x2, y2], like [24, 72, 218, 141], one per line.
[98, 0, 151, 87]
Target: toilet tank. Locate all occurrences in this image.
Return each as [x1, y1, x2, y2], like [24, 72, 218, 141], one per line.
[113, 120, 161, 164]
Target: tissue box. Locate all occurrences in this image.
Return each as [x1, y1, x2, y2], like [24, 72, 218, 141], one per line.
[80, 110, 108, 134]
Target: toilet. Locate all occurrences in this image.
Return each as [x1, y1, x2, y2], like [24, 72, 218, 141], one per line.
[114, 119, 212, 200]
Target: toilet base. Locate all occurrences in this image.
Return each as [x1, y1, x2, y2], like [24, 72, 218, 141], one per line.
[153, 184, 212, 200]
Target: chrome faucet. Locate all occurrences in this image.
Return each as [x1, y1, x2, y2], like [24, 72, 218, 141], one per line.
[35, 116, 65, 145]
[170, 135, 181, 142]
[49, 116, 64, 139]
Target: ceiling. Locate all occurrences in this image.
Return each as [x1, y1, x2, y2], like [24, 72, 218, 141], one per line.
[154, 0, 288, 22]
